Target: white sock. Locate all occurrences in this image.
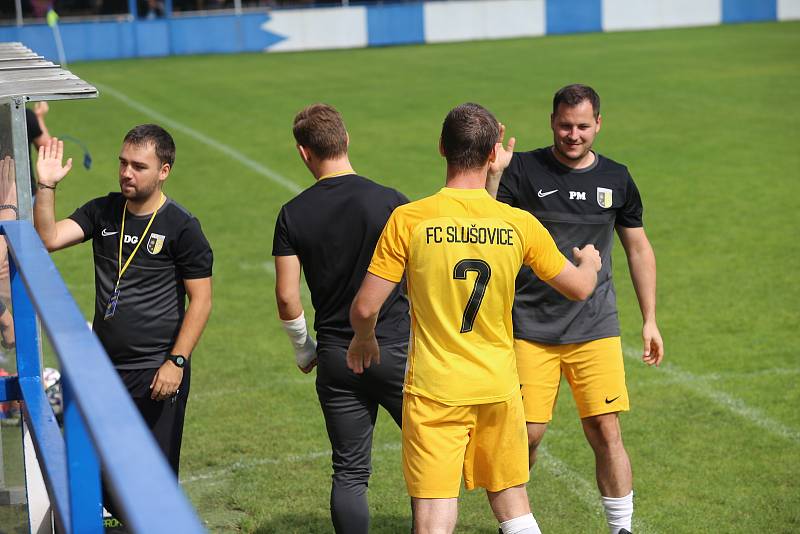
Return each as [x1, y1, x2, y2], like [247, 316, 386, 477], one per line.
[601, 491, 633, 534]
[499, 513, 541, 534]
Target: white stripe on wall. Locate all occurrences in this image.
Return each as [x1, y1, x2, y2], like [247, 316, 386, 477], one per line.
[778, 0, 800, 19]
[261, 6, 368, 52]
[424, 0, 545, 44]
[603, 0, 721, 31]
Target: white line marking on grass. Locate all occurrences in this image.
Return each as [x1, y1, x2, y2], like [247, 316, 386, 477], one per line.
[191, 375, 314, 401]
[623, 347, 800, 443]
[538, 445, 654, 533]
[537, 445, 602, 516]
[702, 367, 800, 380]
[96, 83, 303, 194]
[180, 442, 401, 485]
[238, 260, 276, 275]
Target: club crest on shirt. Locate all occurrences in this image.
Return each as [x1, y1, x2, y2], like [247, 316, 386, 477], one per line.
[597, 187, 613, 208]
[146, 233, 166, 255]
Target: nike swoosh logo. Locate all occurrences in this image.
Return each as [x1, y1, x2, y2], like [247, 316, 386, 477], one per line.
[605, 396, 621, 404]
[101, 229, 119, 237]
[537, 189, 558, 198]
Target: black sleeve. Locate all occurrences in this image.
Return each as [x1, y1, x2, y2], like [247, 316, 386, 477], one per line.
[26, 109, 42, 144]
[67, 198, 102, 242]
[272, 206, 296, 257]
[496, 153, 522, 207]
[616, 171, 644, 228]
[174, 218, 213, 279]
[395, 189, 411, 207]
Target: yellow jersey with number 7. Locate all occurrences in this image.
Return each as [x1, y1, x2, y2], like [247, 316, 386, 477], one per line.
[368, 187, 566, 405]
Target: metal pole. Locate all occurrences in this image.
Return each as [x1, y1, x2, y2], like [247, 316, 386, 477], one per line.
[14, 0, 23, 27]
[234, 0, 242, 16]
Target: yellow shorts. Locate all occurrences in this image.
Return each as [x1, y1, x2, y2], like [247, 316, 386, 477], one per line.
[515, 336, 629, 422]
[401, 392, 529, 498]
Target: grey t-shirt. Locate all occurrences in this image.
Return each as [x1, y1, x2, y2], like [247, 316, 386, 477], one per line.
[496, 148, 643, 344]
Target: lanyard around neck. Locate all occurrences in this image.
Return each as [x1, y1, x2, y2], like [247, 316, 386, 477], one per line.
[117, 194, 165, 284]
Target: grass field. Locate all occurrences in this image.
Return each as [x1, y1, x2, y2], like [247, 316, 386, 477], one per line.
[3, 20, 798, 533]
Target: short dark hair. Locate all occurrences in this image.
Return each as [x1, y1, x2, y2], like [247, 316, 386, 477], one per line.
[440, 103, 500, 172]
[123, 124, 176, 167]
[293, 103, 348, 160]
[553, 84, 601, 119]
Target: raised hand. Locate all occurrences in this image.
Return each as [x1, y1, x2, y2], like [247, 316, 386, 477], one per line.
[0, 156, 17, 210]
[487, 123, 516, 197]
[33, 101, 49, 118]
[36, 137, 72, 188]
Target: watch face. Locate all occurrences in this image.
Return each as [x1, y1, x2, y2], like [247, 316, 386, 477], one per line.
[176, 356, 185, 366]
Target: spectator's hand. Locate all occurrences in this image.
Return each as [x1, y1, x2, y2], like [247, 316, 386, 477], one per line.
[36, 138, 72, 188]
[0, 156, 18, 213]
[33, 101, 49, 118]
[0, 310, 14, 350]
[346, 333, 380, 375]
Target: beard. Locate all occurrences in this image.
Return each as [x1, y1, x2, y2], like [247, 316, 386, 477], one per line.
[120, 178, 160, 202]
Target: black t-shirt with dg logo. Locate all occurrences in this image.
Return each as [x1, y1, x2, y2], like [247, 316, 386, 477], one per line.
[69, 193, 213, 369]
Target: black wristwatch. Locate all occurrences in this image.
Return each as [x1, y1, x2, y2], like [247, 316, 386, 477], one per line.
[166, 354, 187, 368]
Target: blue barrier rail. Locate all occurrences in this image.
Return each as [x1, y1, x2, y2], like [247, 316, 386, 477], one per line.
[0, 220, 204, 534]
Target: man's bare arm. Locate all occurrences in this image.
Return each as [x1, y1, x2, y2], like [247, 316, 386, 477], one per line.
[150, 276, 212, 400]
[347, 273, 398, 374]
[617, 226, 663, 366]
[32, 138, 84, 251]
[275, 255, 317, 373]
[545, 245, 601, 301]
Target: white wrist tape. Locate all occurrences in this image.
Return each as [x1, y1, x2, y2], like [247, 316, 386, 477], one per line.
[280, 311, 317, 367]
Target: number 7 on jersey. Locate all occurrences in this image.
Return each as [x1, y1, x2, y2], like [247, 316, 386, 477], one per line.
[453, 259, 491, 333]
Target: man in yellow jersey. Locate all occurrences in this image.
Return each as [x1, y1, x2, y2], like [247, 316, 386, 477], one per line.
[348, 103, 602, 534]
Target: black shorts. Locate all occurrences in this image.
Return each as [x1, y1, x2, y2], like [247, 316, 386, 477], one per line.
[116, 362, 191, 474]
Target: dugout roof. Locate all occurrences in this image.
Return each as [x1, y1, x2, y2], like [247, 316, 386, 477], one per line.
[0, 42, 97, 102]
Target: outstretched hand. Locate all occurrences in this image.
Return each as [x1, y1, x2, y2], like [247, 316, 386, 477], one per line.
[36, 137, 72, 188]
[486, 123, 516, 197]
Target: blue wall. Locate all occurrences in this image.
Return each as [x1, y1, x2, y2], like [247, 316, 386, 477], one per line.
[367, 3, 425, 47]
[0, 1, 788, 64]
[722, 0, 778, 23]
[546, 0, 602, 35]
[0, 12, 282, 61]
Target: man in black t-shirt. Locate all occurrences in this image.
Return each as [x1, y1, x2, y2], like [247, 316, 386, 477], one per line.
[32, 126, 213, 498]
[273, 104, 409, 534]
[487, 85, 664, 534]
